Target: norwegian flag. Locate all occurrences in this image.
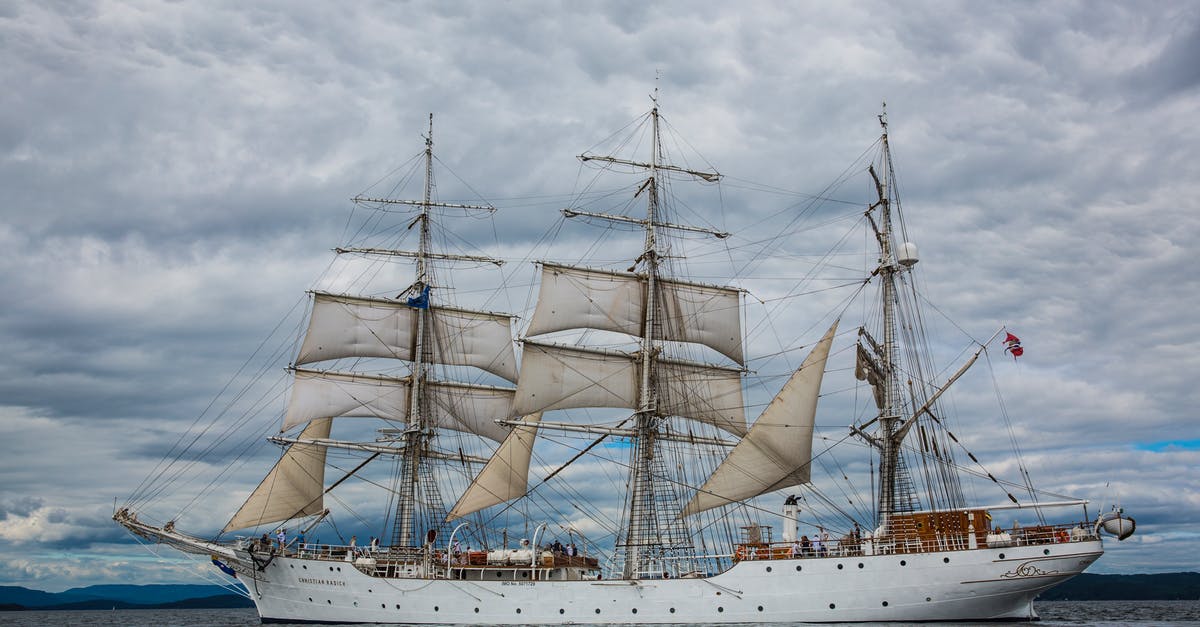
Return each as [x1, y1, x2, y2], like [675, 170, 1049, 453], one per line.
[1004, 332, 1024, 359]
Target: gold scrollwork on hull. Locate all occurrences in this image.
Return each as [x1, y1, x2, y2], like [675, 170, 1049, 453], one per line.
[1000, 562, 1061, 579]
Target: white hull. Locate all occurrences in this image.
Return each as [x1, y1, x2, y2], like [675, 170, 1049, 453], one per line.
[237, 540, 1102, 624]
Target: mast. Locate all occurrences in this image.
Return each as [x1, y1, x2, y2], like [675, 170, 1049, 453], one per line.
[872, 106, 917, 527]
[624, 101, 663, 579]
[518, 95, 731, 579]
[394, 113, 437, 547]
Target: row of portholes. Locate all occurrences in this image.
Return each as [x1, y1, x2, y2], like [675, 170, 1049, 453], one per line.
[305, 598, 944, 613]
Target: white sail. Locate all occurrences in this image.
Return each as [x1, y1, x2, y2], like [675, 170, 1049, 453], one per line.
[681, 321, 838, 517]
[525, 264, 743, 364]
[223, 417, 332, 532]
[525, 264, 644, 338]
[295, 292, 518, 382]
[513, 342, 746, 435]
[447, 413, 542, 521]
[283, 369, 513, 442]
[511, 342, 638, 413]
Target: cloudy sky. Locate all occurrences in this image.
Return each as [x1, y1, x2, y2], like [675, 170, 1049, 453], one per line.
[2, 1, 1197, 592]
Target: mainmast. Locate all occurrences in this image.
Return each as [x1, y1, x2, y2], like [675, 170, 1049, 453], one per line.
[624, 102, 664, 579]
[526, 96, 730, 579]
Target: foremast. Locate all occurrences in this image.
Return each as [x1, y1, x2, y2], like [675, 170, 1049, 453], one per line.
[219, 114, 517, 545]
[394, 114, 437, 547]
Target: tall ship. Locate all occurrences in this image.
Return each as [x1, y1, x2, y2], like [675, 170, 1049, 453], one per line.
[116, 101, 1135, 623]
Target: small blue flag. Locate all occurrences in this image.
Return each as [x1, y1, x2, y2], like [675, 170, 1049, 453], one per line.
[406, 285, 431, 309]
[211, 556, 237, 578]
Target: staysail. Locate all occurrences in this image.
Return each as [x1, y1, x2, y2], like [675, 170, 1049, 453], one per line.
[447, 413, 543, 520]
[681, 321, 838, 517]
[223, 417, 332, 532]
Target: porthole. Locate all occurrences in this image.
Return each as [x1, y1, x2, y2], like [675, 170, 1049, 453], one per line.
[395, 604, 399, 609]
[595, 608, 601, 614]
[757, 605, 764, 611]
[307, 598, 312, 602]
[765, 566, 773, 572]
[718, 607, 724, 612]
[434, 606, 438, 612]
[900, 560, 907, 566]
[837, 563, 844, 570]
[632, 608, 638, 614]
[559, 609, 564, 615]
[521, 572, 528, 578]
[337, 567, 342, 572]
[474, 608, 479, 613]
[496, 572, 502, 578]
[999, 553, 1006, 559]
[326, 600, 332, 605]
[882, 601, 889, 607]
[670, 608, 676, 613]
[926, 596, 932, 602]
[368, 589, 372, 593]
[302, 565, 307, 570]
[380, 604, 385, 609]
[329, 566, 334, 572]
[858, 563, 864, 569]
[1044, 549, 1051, 555]
[290, 564, 294, 569]
[943, 557, 950, 563]
[829, 603, 836, 609]
[516, 609, 522, 614]
[795, 565, 802, 571]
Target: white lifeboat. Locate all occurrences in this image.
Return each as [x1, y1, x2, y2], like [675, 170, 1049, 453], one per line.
[1096, 507, 1136, 540]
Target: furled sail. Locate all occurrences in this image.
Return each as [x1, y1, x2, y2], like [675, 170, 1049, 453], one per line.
[855, 342, 886, 410]
[525, 264, 744, 364]
[513, 341, 746, 436]
[295, 292, 518, 382]
[681, 321, 838, 517]
[283, 369, 513, 442]
[223, 417, 332, 532]
[446, 413, 542, 521]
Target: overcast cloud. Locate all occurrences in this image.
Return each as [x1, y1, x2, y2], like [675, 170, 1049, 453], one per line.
[1, 0, 1197, 591]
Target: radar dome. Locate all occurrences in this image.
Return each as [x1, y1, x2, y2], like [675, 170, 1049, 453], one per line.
[897, 242, 919, 267]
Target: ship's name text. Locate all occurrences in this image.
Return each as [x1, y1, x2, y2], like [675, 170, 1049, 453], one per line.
[299, 577, 347, 586]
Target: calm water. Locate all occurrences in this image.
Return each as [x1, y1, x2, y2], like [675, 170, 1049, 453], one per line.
[0, 601, 1197, 625]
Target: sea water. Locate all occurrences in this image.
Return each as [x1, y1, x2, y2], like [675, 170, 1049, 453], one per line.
[0, 601, 1197, 626]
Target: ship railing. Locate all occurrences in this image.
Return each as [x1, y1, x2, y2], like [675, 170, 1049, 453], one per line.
[284, 542, 426, 562]
[732, 521, 1099, 561]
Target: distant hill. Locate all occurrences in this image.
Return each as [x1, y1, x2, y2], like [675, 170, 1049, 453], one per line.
[0, 583, 251, 611]
[1037, 572, 1200, 601]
